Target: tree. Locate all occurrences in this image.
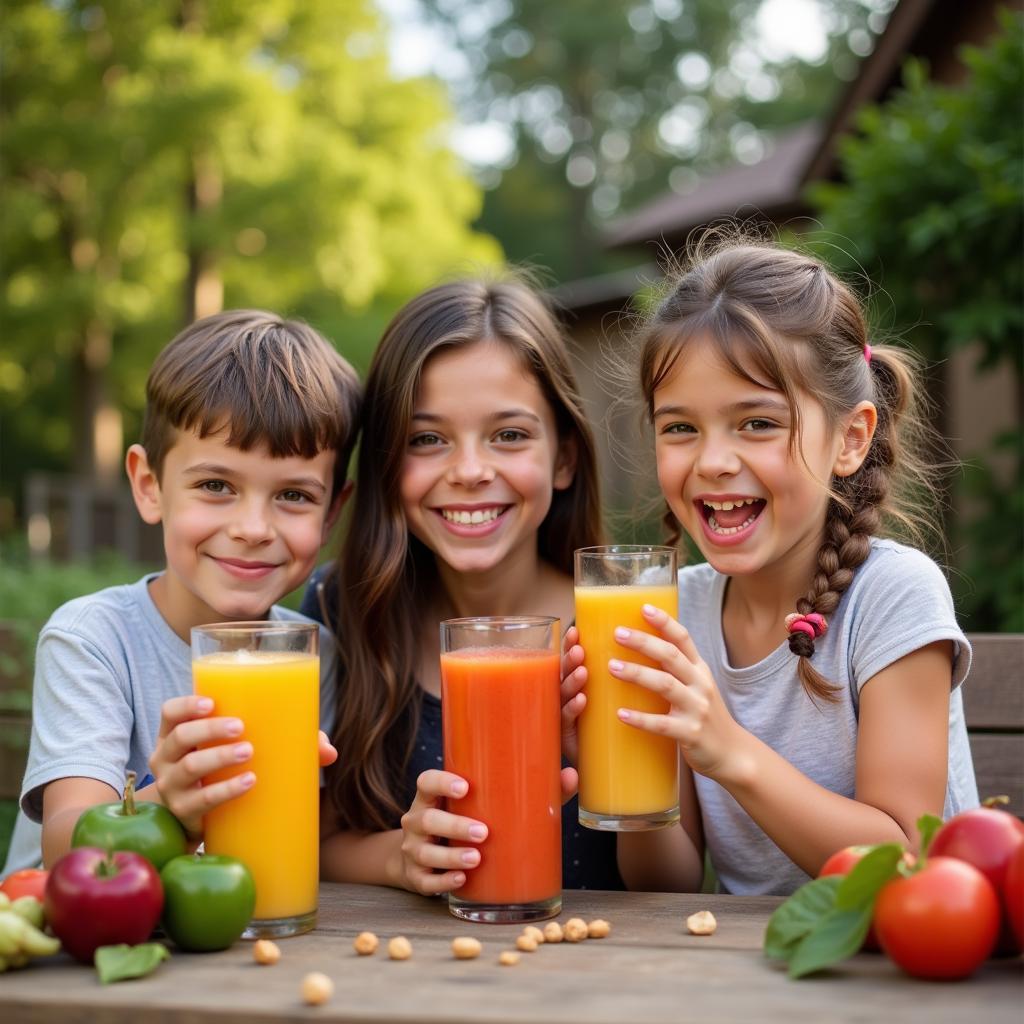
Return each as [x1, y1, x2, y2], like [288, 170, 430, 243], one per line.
[417, 0, 893, 278]
[0, 0, 499, 506]
[811, 12, 1024, 629]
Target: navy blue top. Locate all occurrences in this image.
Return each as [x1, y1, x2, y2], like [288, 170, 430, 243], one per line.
[301, 566, 624, 891]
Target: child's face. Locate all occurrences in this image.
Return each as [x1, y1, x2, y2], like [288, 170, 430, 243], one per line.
[652, 334, 849, 581]
[400, 340, 575, 578]
[128, 427, 339, 638]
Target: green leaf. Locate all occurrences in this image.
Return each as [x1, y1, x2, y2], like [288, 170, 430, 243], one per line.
[94, 943, 170, 984]
[917, 813, 945, 857]
[788, 906, 874, 979]
[835, 843, 904, 910]
[763, 875, 841, 960]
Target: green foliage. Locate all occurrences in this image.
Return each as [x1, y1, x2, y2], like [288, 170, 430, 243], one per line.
[0, 0, 500, 503]
[811, 13, 1024, 630]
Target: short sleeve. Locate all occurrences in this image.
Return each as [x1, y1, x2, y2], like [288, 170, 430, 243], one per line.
[20, 625, 135, 821]
[849, 547, 971, 695]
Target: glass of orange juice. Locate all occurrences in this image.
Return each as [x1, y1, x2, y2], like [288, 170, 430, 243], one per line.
[192, 621, 320, 938]
[575, 546, 680, 831]
[441, 616, 562, 923]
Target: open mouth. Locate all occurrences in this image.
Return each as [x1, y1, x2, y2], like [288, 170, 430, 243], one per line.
[698, 497, 766, 536]
[439, 506, 509, 526]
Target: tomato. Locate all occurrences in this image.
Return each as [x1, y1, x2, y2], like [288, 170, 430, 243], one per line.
[45, 847, 164, 964]
[874, 856, 1000, 979]
[1003, 842, 1024, 951]
[71, 771, 187, 871]
[0, 868, 49, 903]
[160, 854, 256, 952]
[818, 845, 881, 950]
[930, 807, 1024, 893]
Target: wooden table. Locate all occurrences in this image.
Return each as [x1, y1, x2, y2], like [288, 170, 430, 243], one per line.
[2, 884, 1020, 1023]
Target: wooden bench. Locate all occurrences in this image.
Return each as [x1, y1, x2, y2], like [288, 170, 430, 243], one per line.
[962, 633, 1024, 814]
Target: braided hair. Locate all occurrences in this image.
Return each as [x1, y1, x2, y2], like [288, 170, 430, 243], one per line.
[637, 237, 938, 704]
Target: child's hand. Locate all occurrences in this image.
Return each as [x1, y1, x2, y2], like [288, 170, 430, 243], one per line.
[560, 625, 587, 767]
[398, 770, 487, 896]
[609, 605, 744, 780]
[148, 696, 255, 839]
[318, 731, 337, 768]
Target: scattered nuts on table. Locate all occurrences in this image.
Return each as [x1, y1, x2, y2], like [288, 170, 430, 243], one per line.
[388, 935, 413, 960]
[587, 919, 611, 939]
[686, 910, 717, 936]
[522, 925, 545, 945]
[515, 933, 538, 952]
[300, 972, 334, 1006]
[542, 921, 564, 943]
[452, 937, 482, 960]
[498, 950, 521, 966]
[353, 931, 379, 956]
[563, 918, 589, 942]
[253, 939, 280, 965]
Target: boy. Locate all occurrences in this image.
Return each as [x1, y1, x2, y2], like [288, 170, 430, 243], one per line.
[3, 310, 360, 872]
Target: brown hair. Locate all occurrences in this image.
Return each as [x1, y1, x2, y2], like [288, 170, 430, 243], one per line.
[142, 309, 361, 493]
[327, 275, 604, 830]
[637, 237, 941, 703]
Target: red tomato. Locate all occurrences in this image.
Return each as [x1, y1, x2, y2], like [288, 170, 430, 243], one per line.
[874, 856, 1000, 979]
[0, 868, 49, 902]
[817, 845, 881, 950]
[1003, 843, 1024, 951]
[930, 807, 1024, 893]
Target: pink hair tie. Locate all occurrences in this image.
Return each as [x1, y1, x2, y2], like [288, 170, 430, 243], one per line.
[864, 344, 872, 363]
[785, 612, 828, 639]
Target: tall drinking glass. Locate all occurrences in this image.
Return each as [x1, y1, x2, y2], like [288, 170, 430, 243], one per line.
[575, 546, 680, 831]
[440, 616, 562, 923]
[192, 621, 320, 938]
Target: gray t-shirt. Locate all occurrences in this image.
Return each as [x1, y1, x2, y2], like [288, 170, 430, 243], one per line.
[3, 574, 336, 874]
[681, 538, 977, 897]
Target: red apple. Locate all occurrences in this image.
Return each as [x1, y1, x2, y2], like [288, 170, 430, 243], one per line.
[818, 845, 881, 950]
[1002, 842, 1024, 951]
[45, 847, 164, 963]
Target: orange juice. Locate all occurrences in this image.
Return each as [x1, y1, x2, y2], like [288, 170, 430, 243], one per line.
[576, 584, 680, 821]
[194, 651, 319, 923]
[441, 647, 561, 910]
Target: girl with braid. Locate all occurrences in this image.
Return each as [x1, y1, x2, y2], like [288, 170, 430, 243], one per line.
[562, 239, 978, 896]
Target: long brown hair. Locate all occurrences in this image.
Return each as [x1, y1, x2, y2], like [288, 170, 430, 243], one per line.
[327, 276, 604, 830]
[637, 238, 942, 703]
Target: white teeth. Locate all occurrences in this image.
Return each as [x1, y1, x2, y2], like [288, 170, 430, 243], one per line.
[707, 510, 760, 535]
[703, 497, 759, 511]
[442, 507, 503, 525]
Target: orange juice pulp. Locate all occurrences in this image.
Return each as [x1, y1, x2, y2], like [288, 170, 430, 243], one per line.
[194, 651, 319, 921]
[441, 648, 561, 905]
[575, 584, 680, 815]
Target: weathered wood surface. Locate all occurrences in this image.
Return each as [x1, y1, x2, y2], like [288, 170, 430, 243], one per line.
[1, 884, 1020, 1023]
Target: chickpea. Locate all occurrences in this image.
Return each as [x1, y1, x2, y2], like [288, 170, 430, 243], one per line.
[515, 933, 538, 952]
[522, 924, 545, 945]
[353, 931, 379, 956]
[451, 936, 482, 960]
[563, 917, 589, 942]
[686, 910, 717, 936]
[300, 972, 334, 1006]
[388, 935, 413, 960]
[498, 950, 521, 966]
[587, 919, 611, 939]
[542, 921, 564, 943]
[253, 939, 280, 965]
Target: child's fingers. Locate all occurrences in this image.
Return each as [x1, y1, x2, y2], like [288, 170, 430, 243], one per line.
[616, 707, 684, 740]
[413, 837, 481, 872]
[560, 635, 584, 681]
[152, 716, 244, 769]
[170, 771, 256, 830]
[408, 806, 487, 846]
[612, 626, 695, 684]
[561, 689, 586, 731]
[317, 730, 337, 768]
[414, 769, 468, 802]
[608, 658, 690, 709]
[560, 663, 586, 706]
[408, 866, 467, 897]
[641, 605, 701, 663]
[559, 766, 579, 803]
[157, 695, 214, 738]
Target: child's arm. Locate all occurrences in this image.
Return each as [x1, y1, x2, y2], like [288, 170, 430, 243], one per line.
[614, 606, 951, 877]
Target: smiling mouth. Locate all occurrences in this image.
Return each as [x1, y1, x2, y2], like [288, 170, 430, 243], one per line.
[698, 497, 766, 535]
[439, 506, 509, 525]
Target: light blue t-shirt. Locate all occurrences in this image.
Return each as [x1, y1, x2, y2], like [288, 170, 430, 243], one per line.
[680, 538, 977, 897]
[3, 574, 336, 874]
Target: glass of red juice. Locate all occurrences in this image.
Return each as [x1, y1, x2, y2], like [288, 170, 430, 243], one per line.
[440, 615, 562, 923]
